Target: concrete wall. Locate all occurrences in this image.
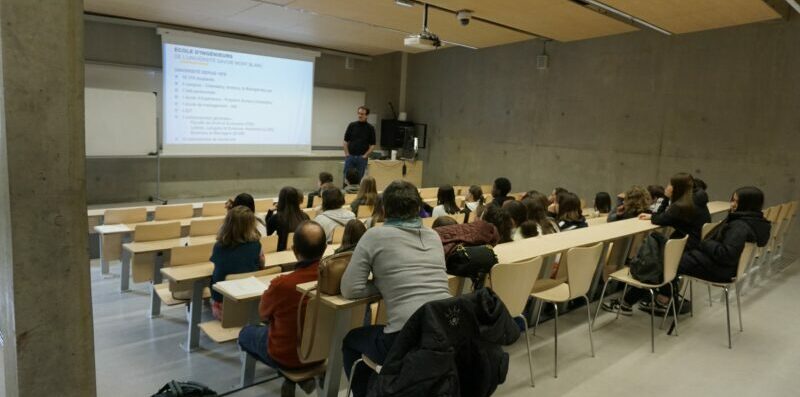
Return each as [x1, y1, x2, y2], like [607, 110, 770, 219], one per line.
[84, 19, 401, 204]
[406, 18, 800, 210]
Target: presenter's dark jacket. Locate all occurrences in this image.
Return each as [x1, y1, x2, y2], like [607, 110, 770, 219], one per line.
[344, 121, 376, 156]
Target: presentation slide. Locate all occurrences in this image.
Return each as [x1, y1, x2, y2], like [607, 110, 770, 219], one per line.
[162, 43, 314, 155]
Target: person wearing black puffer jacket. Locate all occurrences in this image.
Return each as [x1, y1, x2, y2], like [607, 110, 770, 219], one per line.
[678, 186, 771, 282]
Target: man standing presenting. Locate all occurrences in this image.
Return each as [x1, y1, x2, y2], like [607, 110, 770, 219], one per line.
[343, 106, 376, 184]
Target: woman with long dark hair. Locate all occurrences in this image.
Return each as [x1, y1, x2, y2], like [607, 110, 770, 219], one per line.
[431, 185, 462, 218]
[266, 186, 309, 251]
[640, 172, 706, 250]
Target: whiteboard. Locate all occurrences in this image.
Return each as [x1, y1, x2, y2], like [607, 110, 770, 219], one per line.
[312, 87, 366, 149]
[85, 88, 157, 156]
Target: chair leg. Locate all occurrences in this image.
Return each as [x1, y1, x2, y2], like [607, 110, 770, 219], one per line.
[724, 287, 732, 349]
[648, 289, 655, 353]
[520, 315, 535, 387]
[616, 284, 629, 320]
[584, 296, 595, 357]
[345, 358, 364, 397]
[592, 279, 611, 329]
[735, 282, 743, 332]
[669, 283, 679, 336]
[707, 285, 713, 307]
[553, 302, 559, 378]
[533, 300, 543, 336]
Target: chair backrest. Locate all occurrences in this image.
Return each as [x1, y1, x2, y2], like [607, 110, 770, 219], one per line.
[201, 202, 227, 217]
[701, 221, 722, 239]
[490, 257, 544, 316]
[565, 243, 604, 299]
[225, 267, 280, 280]
[663, 236, 689, 284]
[104, 207, 147, 225]
[298, 295, 334, 363]
[303, 207, 319, 219]
[418, 187, 438, 200]
[254, 198, 274, 213]
[357, 205, 373, 218]
[331, 226, 345, 244]
[133, 221, 182, 242]
[170, 242, 214, 266]
[736, 243, 756, 280]
[154, 204, 193, 221]
[344, 193, 358, 205]
[285, 232, 295, 250]
[189, 217, 223, 237]
[261, 234, 279, 254]
[421, 217, 435, 228]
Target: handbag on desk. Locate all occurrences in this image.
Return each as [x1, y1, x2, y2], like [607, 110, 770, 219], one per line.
[297, 251, 353, 362]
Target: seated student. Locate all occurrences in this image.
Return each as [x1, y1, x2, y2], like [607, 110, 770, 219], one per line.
[692, 177, 712, 226]
[521, 196, 559, 235]
[678, 186, 770, 282]
[490, 177, 514, 207]
[463, 185, 487, 217]
[591, 192, 612, 218]
[350, 176, 378, 214]
[363, 194, 385, 229]
[226, 192, 256, 212]
[482, 203, 514, 243]
[604, 173, 707, 314]
[334, 219, 368, 254]
[555, 192, 588, 231]
[547, 187, 568, 217]
[431, 185, 462, 218]
[307, 172, 334, 209]
[314, 185, 356, 243]
[341, 181, 451, 397]
[432, 215, 458, 228]
[210, 206, 265, 320]
[607, 186, 652, 222]
[343, 167, 361, 194]
[266, 187, 309, 252]
[237, 221, 327, 394]
[225, 192, 266, 234]
[641, 173, 708, 250]
[647, 185, 667, 213]
[502, 200, 529, 240]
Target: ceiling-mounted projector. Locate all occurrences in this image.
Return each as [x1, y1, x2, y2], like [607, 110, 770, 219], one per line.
[404, 32, 441, 50]
[404, 3, 442, 50]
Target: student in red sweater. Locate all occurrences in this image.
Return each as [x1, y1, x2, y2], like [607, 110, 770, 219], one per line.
[237, 221, 326, 391]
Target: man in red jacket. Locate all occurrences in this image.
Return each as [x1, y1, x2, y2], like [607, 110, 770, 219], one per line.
[238, 221, 326, 390]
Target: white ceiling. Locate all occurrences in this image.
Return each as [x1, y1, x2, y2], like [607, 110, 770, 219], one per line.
[84, 0, 783, 56]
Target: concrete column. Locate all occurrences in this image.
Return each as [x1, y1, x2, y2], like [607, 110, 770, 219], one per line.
[0, 1, 96, 396]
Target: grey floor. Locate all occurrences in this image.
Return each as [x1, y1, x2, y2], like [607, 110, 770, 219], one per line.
[83, 255, 800, 396]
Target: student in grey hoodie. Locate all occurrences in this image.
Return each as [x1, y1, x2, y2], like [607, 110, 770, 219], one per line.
[340, 180, 451, 397]
[314, 185, 356, 243]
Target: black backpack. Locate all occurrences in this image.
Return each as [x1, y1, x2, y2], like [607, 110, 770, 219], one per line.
[152, 381, 218, 397]
[629, 232, 666, 284]
[446, 244, 498, 289]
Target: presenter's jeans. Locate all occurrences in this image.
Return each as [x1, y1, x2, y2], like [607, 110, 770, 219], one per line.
[344, 155, 368, 183]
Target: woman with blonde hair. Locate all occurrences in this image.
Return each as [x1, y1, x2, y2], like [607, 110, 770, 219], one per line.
[607, 185, 652, 222]
[210, 205, 265, 320]
[350, 176, 378, 213]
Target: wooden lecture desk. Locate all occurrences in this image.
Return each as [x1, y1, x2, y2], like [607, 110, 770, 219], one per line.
[94, 216, 224, 274]
[161, 245, 338, 351]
